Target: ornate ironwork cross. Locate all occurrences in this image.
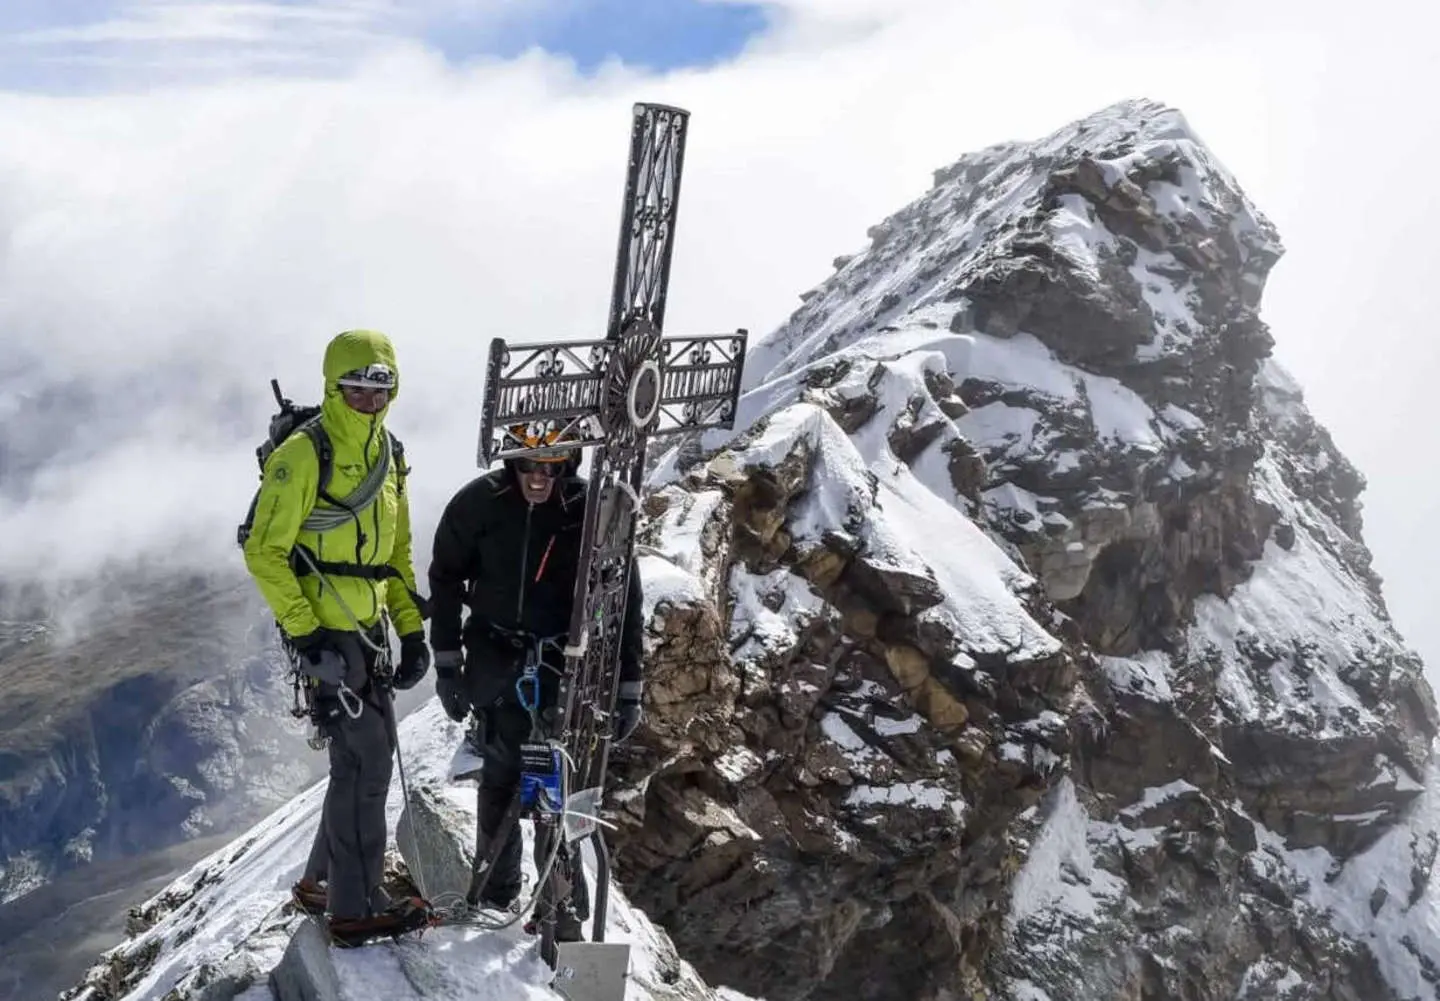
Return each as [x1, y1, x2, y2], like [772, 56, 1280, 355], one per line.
[466, 102, 747, 969]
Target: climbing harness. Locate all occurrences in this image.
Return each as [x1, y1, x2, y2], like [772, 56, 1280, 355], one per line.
[283, 544, 431, 906]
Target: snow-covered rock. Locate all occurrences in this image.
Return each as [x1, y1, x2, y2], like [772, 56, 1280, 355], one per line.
[633, 98, 1439, 1000]
[622, 390, 1074, 1000]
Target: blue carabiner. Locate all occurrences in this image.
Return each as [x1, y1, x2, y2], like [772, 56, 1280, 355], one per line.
[515, 663, 540, 711]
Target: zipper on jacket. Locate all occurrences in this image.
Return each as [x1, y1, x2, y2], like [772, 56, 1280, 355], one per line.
[354, 419, 377, 565]
[368, 490, 382, 624]
[368, 421, 384, 624]
[515, 503, 533, 622]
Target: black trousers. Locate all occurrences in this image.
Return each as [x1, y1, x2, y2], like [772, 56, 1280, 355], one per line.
[474, 703, 590, 923]
[301, 627, 395, 920]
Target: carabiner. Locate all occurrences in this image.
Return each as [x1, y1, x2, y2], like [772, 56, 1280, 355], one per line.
[337, 682, 364, 719]
[515, 671, 540, 712]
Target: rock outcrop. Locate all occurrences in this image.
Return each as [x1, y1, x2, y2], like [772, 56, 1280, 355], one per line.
[622, 98, 1440, 1001]
[613, 403, 1074, 1001]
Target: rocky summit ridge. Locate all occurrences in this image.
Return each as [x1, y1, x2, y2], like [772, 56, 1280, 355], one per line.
[61, 97, 1440, 1001]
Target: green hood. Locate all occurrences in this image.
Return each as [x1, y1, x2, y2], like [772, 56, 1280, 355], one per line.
[320, 329, 399, 449]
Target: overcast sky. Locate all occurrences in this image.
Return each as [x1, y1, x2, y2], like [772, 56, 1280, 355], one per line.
[1, 0, 1438, 677]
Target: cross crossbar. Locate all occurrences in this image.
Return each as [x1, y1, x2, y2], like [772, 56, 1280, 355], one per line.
[478, 330, 747, 465]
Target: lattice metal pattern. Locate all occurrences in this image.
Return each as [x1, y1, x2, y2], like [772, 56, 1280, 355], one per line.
[476, 338, 605, 466]
[556, 536, 635, 792]
[478, 330, 748, 465]
[659, 332, 746, 429]
[607, 105, 688, 341]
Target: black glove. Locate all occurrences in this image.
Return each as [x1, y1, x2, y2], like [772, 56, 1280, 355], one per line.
[434, 650, 470, 722]
[615, 681, 644, 743]
[288, 628, 347, 687]
[393, 633, 431, 691]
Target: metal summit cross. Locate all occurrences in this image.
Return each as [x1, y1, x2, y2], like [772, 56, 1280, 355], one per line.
[466, 103, 747, 979]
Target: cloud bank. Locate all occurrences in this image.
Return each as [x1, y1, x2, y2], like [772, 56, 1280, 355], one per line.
[1, 0, 1438, 671]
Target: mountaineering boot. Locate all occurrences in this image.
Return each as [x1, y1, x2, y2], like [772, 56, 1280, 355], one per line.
[524, 901, 585, 942]
[556, 904, 585, 942]
[327, 896, 434, 948]
[290, 878, 327, 917]
[476, 882, 521, 912]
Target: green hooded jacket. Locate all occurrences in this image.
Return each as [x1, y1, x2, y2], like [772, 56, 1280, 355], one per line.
[242, 329, 426, 640]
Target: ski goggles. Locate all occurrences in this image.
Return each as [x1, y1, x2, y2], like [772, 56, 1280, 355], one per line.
[336, 363, 396, 391]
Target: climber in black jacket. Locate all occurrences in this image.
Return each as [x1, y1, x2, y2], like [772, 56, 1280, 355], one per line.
[427, 427, 644, 941]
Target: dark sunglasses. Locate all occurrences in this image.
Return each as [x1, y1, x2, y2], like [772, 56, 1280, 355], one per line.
[339, 383, 391, 397]
[515, 458, 565, 476]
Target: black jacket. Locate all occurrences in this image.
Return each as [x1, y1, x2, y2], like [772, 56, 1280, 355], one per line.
[428, 468, 644, 709]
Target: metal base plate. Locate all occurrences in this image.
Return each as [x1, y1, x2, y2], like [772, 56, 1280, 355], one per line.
[551, 942, 631, 1001]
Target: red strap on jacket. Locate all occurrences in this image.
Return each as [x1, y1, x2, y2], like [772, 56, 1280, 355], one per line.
[534, 535, 556, 583]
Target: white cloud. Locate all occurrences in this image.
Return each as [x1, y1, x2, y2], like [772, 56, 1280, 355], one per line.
[0, 1, 568, 78]
[1, 0, 1439, 678]
[14, 4, 374, 45]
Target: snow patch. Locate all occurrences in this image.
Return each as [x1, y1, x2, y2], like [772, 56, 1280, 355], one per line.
[1249, 747, 1440, 1000]
[728, 401, 1059, 664]
[1080, 372, 1161, 452]
[1120, 780, 1201, 819]
[1007, 779, 1128, 931]
[730, 565, 828, 671]
[1098, 650, 1175, 702]
[819, 712, 874, 756]
[871, 714, 924, 737]
[1189, 456, 1393, 738]
[846, 781, 962, 823]
[637, 487, 728, 619]
[714, 745, 765, 785]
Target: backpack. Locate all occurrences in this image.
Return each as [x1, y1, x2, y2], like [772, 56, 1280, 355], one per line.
[236, 378, 408, 548]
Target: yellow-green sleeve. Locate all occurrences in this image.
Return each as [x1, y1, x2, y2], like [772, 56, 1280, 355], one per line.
[242, 436, 322, 639]
[384, 482, 426, 636]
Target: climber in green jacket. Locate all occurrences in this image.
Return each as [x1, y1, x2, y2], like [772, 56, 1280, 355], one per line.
[242, 328, 432, 947]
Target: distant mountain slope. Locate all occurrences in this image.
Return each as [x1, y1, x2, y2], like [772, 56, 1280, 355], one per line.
[0, 571, 322, 904]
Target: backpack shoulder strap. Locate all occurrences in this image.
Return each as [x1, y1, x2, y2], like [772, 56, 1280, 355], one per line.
[297, 420, 338, 505]
[388, 431, 408, 496]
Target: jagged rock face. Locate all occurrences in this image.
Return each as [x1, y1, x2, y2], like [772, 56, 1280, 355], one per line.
[617, 403, 1076, 1001]
[0, 572, 322, 904]
[636, 98, 1440, 1001]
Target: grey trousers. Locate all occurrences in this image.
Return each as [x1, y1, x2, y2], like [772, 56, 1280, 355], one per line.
[299, 629, 395, 920]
